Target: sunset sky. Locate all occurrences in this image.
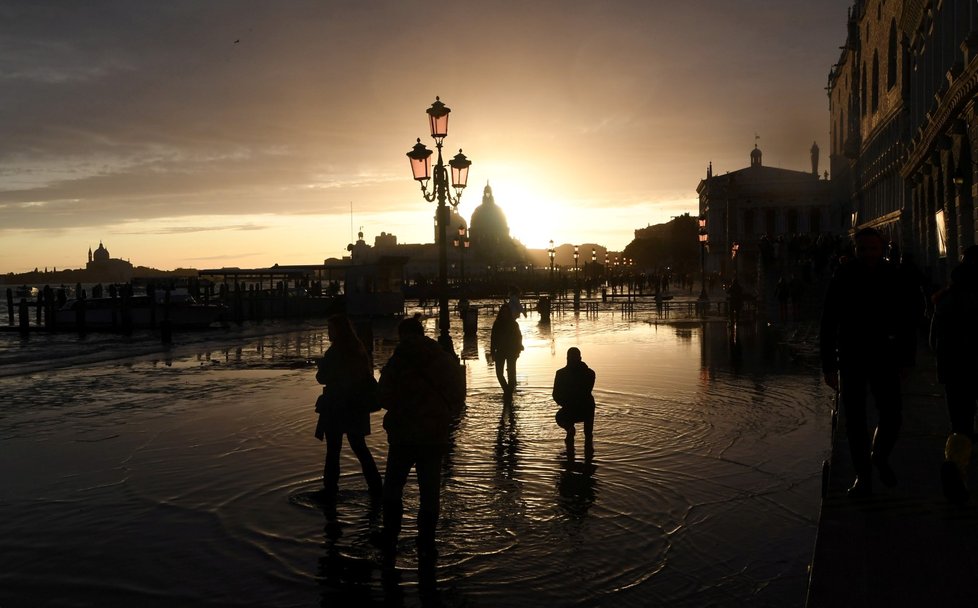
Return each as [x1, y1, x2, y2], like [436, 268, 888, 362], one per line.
[0, 1, 852, 273]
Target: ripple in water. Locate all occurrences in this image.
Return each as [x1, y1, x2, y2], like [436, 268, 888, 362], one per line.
[0, 312, 831, 607]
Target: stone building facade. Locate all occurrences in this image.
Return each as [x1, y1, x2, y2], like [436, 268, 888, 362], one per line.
[830, 0, 978, 283]
[696, 146, 837, 285]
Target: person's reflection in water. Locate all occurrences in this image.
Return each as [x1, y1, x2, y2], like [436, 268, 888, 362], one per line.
[552, 347, 596, 461]
[317, 510, 402, 608]
[557, 463, 597, 522]
[495, 395, 519, 482]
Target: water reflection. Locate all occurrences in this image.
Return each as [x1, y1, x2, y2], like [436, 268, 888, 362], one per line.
[0, 311, 830, 607]
[556, 461, 597, 522]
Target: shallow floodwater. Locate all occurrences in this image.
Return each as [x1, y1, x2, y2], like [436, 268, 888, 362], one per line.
[0, 307, 831, 607]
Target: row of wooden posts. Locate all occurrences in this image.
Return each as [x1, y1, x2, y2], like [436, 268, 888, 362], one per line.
[4, 281, 340, 339]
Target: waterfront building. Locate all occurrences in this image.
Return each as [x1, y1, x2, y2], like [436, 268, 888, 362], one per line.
[84, 241, 134, 283]
[829, 0, 978, 284]
[696, 145, 839, 287]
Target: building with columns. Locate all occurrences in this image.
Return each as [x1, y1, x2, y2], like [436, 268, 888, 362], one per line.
[696, 144, 839, 286]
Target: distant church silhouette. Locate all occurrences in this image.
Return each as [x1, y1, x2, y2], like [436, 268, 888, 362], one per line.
[468, 183, 520, 265]
[85, 241, 134, 282]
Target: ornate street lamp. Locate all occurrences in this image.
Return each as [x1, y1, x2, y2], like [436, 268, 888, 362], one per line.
[698, 216, 708, 301]
[407, 97, 472, 351]
[573, 245, 580, 308]
[453, 224, 470, 287]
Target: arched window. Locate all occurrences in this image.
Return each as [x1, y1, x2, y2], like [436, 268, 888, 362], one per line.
[887, 21, 897, 89]
[872, 52, 880, 112]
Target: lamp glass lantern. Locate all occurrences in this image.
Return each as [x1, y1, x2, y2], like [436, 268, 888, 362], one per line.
[426, 97, 451, 139]
[449, 150, 471, 191]
[407, 139, 433, 182]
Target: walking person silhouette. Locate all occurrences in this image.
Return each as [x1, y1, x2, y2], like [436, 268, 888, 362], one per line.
[374, 316, 465, 563]
[490, 304, 523, 397]
[314, 314, 383, 504]
[820, 228, 916, 497]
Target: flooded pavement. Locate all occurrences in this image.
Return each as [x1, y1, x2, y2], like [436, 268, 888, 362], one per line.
[0, 308, 833, 607]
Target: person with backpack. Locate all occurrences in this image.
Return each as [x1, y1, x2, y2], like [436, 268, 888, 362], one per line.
[374, 317, 465, 561]
[490, 304, 523, 397]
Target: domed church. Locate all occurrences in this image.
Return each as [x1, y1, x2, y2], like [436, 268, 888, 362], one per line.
[468, 183, 520, 266]
[85, 241, 134, 282]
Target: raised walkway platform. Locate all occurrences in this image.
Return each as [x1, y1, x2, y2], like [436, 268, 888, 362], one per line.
[806, 340, 978, 607]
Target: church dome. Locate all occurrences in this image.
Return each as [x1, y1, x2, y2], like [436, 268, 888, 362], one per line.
[468, 183, 520, 265]
[469, 183, 510, 243]
[93, 241, 110, 262]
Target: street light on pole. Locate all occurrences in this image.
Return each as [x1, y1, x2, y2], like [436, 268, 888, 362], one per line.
[453, 224, 470, 287]
[548, 239, 556, 294]
[406, 97, 472, 351]
[573, 246, 580, 309]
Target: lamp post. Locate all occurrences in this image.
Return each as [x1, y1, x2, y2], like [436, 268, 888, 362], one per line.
[573, 245, 580, 309]
[407, 97, 472, 351]
[588, 248, 596, 297]
[698, 216, 708, 301]
[548, 240, 556, 294]
[453, 224, 470, 287]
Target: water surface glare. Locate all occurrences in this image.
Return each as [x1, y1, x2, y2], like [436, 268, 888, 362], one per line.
[0, 312, 831, 607]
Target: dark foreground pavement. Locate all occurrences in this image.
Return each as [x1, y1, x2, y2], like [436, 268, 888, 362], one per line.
[806, 341, 978, 607]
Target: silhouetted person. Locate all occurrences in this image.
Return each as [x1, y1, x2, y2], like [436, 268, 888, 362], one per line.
[820, 228, 916, 497]
[375, 317, 465, 562]
[788, 274, 804, 320]
[727, 278, 744, 323]
[930, 245, 978, 504]
[314, 314, 382, 504]
[553, 347, 596, 460]
[490, 304, 523, 396]
[508, 285, 525, 318]
[775, 275, 789, 323]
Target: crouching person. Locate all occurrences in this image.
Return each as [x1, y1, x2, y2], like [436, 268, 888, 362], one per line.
[375, 317, 465, 562]
[553, 347, 596, 460]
